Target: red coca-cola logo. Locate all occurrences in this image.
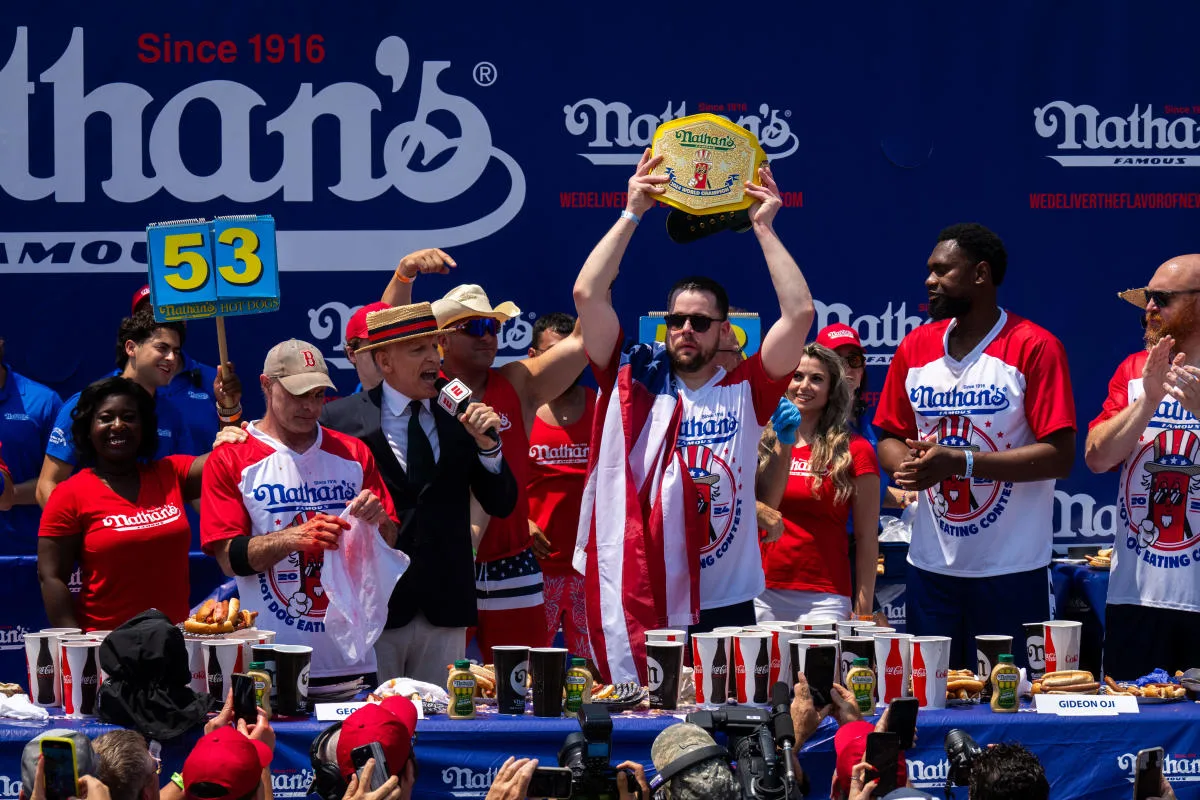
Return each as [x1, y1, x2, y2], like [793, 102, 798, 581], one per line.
[885, 665, 904, 676]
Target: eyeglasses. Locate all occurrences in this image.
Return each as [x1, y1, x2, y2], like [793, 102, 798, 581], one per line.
[1144, 288, 1200, 308]
[664, 313, 724, 333]
[842, 353, 866, 369]
[451, 318, 500, 337]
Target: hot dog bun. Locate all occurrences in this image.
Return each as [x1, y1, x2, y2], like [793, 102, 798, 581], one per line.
[947, 679, 985, 694]
[1041, 670, 1094, 688]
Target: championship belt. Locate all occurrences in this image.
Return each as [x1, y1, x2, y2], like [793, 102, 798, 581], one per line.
[651, 113, 768, 244]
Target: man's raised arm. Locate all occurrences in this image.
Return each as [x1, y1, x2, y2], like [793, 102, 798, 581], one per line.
[747, 165, 815, 381]
[572, 148, 668, 372]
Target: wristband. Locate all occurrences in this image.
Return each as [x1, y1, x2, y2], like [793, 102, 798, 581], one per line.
[396, 269, 416, 284]
[620, 209, 641, 226]
[171, 773, 184, 791]
[228, 536, 258, 577]
[478, 442, 502, 458]
[963, 449, 974, 479]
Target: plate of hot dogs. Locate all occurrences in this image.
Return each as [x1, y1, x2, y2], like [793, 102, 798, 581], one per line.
[1102, 675, 1187, 703]
[946, 669, 985, 704]
[1030, 670, 1099, 695]
[181, 598, 258, 636]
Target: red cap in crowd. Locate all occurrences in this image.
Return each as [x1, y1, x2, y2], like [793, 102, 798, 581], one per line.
[346, 302, 391, 345]
[335, 696, 418, 779]
[131, 285, 152, 315]
[817, 323, 864, 353]
[834, 720, 906, 795]
[182, 728, 272, 799]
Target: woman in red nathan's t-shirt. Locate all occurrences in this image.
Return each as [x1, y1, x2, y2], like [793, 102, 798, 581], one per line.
[755, 343, 881, 622]
[38, 377, 216, 631]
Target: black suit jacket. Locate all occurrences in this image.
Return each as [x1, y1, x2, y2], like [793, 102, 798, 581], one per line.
[320, 386, 518, 628]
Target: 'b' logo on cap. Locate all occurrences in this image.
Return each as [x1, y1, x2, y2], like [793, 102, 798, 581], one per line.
[302, 351, 316, 367]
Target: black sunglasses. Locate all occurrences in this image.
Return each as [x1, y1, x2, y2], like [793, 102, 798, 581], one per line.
[452, 318, 500, 337]
[1144, 288, 1200, 308]
[842, 353, 866, 369]
[664, 313, 724, 333]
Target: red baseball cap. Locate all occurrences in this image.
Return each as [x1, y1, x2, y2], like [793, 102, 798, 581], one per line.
[335, 697, 417, 779]
[834, 721, 906, 795]
[131, 285, 152, 315]
[346, 302, 391, 345]
[182, 728, 272, 799]
[817, 323, 864, 353]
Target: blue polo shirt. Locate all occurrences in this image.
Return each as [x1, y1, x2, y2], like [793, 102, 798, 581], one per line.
[0, 366, 63, 552]
[159, 353, 220, 453]
[46, 377, 197, 466]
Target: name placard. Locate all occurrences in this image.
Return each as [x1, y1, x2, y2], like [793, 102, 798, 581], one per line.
[1034, 694, 1139, 716]
[314, 700, 426, 722]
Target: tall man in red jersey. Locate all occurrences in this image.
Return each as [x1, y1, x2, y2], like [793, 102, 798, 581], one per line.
[525, 312, 596, 658]
[874, 224, 1076, 671]
[380, 252, 588, 660]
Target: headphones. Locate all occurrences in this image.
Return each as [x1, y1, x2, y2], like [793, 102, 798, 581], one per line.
[308, 722, 347, 800]
[647, 744, 731, 799]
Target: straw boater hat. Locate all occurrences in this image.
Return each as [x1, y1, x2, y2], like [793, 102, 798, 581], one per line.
[431, 284, 521, 328]
[357, 302, 442, 352]
[1117, 287, 1152, 309]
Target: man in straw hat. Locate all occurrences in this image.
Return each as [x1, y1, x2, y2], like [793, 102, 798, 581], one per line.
[321, 302, 518, 683]
[381, 252, 589, 662]
[202, 339, 398, 684]
[572, 152, 814, 683]
[1087, 253, 1200, 678]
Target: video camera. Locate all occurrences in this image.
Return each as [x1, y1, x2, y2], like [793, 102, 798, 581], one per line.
[682, 682, 807, 800]
[557, 704, 627, 800]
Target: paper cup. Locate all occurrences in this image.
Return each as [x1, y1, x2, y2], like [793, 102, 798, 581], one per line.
[61, 641, 101, 718]
[183, 636, 208, 694]
[203, 640, 242, 710]
[645, 629, 688, 645]
[787, 639, 825, 688]
[836, 620, 876, 639]
[796, 618, 836, 632]
[874, 633, 913, 705]
[909, 636, 951, 709]
[492, 646, 530, 715]
[25, 632, 61, 708]
[273, 645, 313, 717]
[839, 636, 875, 685]
[733, 632, 773, 705]
[692, 632, 730, 707]
[975, 635, 1013, 700]
[1023, 622, 1046, 680]
[227, 630, 266, 673]
[758, 624, 792, 688]
[646, 641, 685, 710]
[528, 647, 568, 718]
[1043, 621, 1082, 674]
[252, 630, 277, 645]
[858, 626, 896, 636]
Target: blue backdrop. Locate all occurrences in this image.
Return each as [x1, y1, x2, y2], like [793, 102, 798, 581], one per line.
[2, 6, 1194, 571]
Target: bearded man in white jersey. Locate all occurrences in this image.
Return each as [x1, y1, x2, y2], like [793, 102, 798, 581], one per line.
[572, 149, 814, 682]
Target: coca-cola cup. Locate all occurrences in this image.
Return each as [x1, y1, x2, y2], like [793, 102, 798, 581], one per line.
[975, 635, 1013, 700]
[796, 618, 836, 633]
[528, 647, 568, 718]
[645, 629, 688, 645]
[25, 632, 61, 708]
[858, 626, 896, 636]
[202, 640, 242, 710]
[759, 623, 794, 687]
[691, 632, 730, 708]
[1042, 621, 1082, 675]
[839, 636, 875, 685]
[800, 630, 839, 641]
[836, 620, 876, 639]
[227, 631, 263, 673]
[183, 636, 208, 694]
[61, 641, 101, 718]
[646, 641, 684, 710]
[733, 632, 773, 705]
[1023, 622, 1046, 680]
[908, 636, 951, 709]
[252, 630, 277, 645]
[273, 645, 313, 718]
[787, 639, 825, 689]
[492, 646, 530, 715]
[874, 633, 913, 706]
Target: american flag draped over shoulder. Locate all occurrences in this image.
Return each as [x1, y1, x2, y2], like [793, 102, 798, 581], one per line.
[573, 340, 703, 684]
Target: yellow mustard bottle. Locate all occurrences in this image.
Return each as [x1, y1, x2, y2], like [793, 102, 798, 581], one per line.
[564, 658, 593, 714]
[447, 659, 477, 719]
[247, 661, 272, 720]
[990, 654, 1020, 713]
[846, 657, 876, 714]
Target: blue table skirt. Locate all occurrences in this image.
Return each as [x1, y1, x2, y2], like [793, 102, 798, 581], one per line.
[0, 697, 1193, 800]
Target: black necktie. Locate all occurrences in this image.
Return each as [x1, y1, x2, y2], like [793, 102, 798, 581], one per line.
[406, 399, 435, 488]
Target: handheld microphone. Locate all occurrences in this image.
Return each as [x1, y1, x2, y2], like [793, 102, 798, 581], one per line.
[770, 681, 798, 797]
[435, 377, 499, 444]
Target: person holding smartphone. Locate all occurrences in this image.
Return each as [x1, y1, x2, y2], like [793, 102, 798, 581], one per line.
[329, 697, 419, 800]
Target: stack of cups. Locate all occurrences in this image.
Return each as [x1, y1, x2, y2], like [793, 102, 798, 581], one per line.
[273, 645, 313, 717]
[835, 620, 877, 639]
[528, 647, 568, 717]
[732, 632, 773, 705]
[975, 635, 1013, 701]
[908, 636, 952, 709]
[1042, 621, 1083, 675]
[787, 638, 841, 687]
[646, 640, 685, 710]
[1023, 623, 1046, 680]
[796, 618, 836, 633]
[645, 629, 687, 645]
[759, 623, 795, 687]
[61, 639, 103, 718]
[492, 646, 530, 715]
[874, 633, 914, 706]
[183, 636, 208, 695]
[202, 640, 242, 708]
[25, 628, 79, 708]
[692, 632, 731, 707]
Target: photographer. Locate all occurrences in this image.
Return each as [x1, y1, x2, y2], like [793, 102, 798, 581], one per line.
[963, 744, 1048, 800]
[310, 697, 418, 800]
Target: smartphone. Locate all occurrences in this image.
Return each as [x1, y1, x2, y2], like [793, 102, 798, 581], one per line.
[40, 737, 79, 800]
[1134, 747, 1164, 800]
[232, 673, 257, 727]
[886, 697, 920, 750]
[865, 732, 900, 796]
[350, 742, 390, 792]
[527, 766, 573, 798]
[803, 645, 838, 708]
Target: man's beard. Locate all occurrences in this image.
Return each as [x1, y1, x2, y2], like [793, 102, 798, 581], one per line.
[928, 293, 972, 321]
[1145, 301, 1200, 347]
[669, 340, 718, 374]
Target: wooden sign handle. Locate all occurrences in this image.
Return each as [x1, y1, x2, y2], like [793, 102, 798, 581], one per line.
[215, 316, 231, 380]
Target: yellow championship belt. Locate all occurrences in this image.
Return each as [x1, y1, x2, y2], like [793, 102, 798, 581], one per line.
[651, 113, 768, 215]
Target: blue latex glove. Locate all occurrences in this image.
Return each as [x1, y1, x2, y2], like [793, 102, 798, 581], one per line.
[770, 397, 803, 445]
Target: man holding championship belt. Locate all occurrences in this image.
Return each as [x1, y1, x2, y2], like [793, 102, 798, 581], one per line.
[572, 147, 815, 683]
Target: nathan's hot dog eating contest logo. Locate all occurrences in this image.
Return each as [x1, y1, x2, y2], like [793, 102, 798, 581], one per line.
[923, 414, 1013, 536]
[1122, 428, 1200, 568]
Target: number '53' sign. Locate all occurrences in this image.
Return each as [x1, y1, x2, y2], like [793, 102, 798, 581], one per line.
[146, 215, 280, 322]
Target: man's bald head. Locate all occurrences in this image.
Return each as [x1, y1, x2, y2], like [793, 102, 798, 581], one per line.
[1149, 255, 1200, 289]
[1145, 255, 1200, 348]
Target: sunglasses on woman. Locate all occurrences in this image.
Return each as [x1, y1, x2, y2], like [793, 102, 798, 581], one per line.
[663, 313, 724, 333]
[842, 353, 866, 369]
[1144, 288, 1200, 309]
[452, 318, 500, 337]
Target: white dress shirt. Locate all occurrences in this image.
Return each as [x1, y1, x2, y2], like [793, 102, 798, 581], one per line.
[380, 381, 502, 474]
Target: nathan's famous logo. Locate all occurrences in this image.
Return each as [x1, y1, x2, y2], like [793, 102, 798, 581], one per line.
[924, 415, 1013, 536]
[910, 383, 1010, 416]
[1116, 751, 1200, 784]
[1034, 101, 1200, 166]
[262, 509, 330, 631]
[0, 28, 524, 272]
[252, 479, 357, 514]
[271, 769, 318, 800]
[529, 442, 590, 465]
[677, 412, 739, 446]
[564, 100, 798, 165]
[681, 444, 739, 563]
[102, 504, 182, 531]
[814, 299, 926, 367]
[308, 302, 535, 371]
[0, 626, 30, 652]
[1151, 395, 1200, 430]
[1120, 428, 1200, 570]
[675, 130, 737, 150]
